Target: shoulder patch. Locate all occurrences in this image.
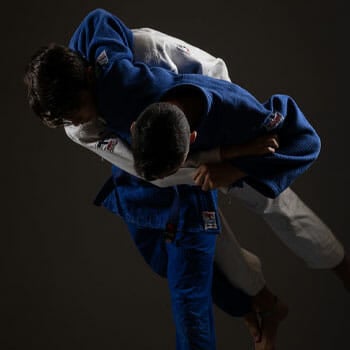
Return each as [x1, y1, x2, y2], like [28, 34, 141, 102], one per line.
[96, 50, 109, 66]
[263, 112, 284, 131]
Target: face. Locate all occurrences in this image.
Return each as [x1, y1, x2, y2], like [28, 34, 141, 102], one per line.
[149, 131, 196, 179]
[64, 89, 98, 126]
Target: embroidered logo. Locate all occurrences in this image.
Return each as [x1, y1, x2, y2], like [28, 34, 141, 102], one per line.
[263, 112, 284, 131]
[96, 50, 109, 66]
[95, 139, 117, 152]
[176, 44, 191, 54]
[202, 211, 218, 230]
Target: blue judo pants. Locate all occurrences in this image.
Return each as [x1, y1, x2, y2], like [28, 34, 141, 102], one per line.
[127, 224, 252, 350]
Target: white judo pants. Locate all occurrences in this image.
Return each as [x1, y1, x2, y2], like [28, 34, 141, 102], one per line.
[214, 184, 345, 295]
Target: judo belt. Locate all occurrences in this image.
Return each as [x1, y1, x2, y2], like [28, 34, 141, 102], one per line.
[93, 176, 115, 206]
[94, 176, 180, 243]
[163, 186, 180, 243]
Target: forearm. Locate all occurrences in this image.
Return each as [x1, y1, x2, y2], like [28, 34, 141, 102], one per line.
[220, 134, 280, 160]
[188, 144, 264, 167]
[187, 133, 279, 166]
[193, 162, 246, 191]
[220, 144, 243, 160]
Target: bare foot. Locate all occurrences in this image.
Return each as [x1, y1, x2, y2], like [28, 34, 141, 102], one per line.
[332, 253, 350, 292]
[243, 311, 262, 343]
[255, 298, 289, 350]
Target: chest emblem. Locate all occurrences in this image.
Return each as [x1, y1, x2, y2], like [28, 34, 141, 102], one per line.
[95, 138, 118, 152]
[202, 211, 218, 230]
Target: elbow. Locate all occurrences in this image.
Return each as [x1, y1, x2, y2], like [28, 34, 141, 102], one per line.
[85, 8, 108, 20]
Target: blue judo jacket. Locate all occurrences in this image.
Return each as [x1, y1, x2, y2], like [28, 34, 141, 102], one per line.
[69, 9, 321, 206]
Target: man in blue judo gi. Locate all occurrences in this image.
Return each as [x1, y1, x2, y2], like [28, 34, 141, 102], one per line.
[130, 83, 320, 197]
[24, 8, 349, 350]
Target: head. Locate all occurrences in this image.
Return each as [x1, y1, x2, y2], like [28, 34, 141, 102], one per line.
[131, 102, 197, 181]
[24, 43, 97, 128]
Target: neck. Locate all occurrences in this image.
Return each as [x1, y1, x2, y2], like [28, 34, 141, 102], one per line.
[163, 96, 203, 129]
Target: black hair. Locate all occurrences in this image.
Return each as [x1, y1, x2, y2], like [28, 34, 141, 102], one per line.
[131, 102, 191, 180]
[24, 43, 90, 127]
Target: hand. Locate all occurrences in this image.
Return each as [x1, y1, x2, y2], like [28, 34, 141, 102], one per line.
[244, 134, 279, 155]
[221, 134, 279, 159]
[193, 162, 246, 191]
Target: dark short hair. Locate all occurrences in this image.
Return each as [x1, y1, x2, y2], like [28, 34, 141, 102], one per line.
[24, 43, 90, 127]
[131, 102, 191, 180]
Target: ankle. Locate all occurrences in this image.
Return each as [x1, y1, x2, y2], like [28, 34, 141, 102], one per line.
[252, 286, 277, 312]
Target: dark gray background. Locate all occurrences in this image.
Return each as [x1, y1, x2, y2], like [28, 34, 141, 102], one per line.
[1, 0, 348, 349]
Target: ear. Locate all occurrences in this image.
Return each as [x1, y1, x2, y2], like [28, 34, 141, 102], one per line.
[130, 121, 136, 134]
[189, 131, 197, 144]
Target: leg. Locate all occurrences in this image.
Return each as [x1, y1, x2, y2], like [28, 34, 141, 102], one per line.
[127, 224, 253, 348]
[215, 208, 266, 295]
[226, 184, 348, 288]
[215, 210, 288, 349]
[166, 231, 218, 350]
[211, 262, 262, 344]
[127, 223, 168, 277]
[127, 223, 287, 349]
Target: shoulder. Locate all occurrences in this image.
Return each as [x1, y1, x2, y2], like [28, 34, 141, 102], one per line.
[83, 8, 112, 22]
[75, 8, 117, 29]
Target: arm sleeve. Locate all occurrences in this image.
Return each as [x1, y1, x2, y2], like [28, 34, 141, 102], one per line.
[69, 8, 177, 113]
[69, 9, 134, 64]
[229, 94, 322, 198]
[64, 123, 199, 187]
[132, 27, 231, 81]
